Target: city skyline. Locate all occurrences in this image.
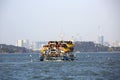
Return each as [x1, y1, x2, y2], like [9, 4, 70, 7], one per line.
[16, 39, 120, 49]
[0, 0, 120, 45]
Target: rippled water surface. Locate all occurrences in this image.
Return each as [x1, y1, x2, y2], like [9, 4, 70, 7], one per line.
[0, 52, 120, 80]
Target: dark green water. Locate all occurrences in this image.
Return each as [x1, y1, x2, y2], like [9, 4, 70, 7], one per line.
[0, 52, 120, 80]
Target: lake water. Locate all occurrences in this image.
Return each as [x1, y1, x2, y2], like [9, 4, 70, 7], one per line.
[0, 52, 120, 80]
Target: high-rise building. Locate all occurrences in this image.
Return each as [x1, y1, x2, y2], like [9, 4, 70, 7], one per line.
[17, 40, 23, 47]
[17, 40, 47, 50]
[98, 35, 104, 45]
[22, 40, 29, 48]
[31, 42, 46, 50]
[17, 40, 29, 49]
[111, 41, 120, 47]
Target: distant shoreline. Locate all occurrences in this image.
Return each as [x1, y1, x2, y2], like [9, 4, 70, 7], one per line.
[0, 42, 120, 53]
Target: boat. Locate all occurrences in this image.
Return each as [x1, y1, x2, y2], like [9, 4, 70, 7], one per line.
[39, 40, 75, 61]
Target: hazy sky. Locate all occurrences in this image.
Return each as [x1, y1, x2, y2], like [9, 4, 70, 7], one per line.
[0, 0, 120, 45]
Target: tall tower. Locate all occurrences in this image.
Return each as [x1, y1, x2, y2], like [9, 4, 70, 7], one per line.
[98, 35, 104, 45]
[98, 26, 104, 45]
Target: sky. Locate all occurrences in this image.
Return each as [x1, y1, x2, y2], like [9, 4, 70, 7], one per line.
[0, 0, 120, 45]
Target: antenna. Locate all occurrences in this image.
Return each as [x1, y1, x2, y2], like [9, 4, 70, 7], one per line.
[98, 25, 104, 45]
[59, 32, 64, 40]
[59, 26, 64, 40]
[71, 35, 75, 42]
[98, 25, 102, 36]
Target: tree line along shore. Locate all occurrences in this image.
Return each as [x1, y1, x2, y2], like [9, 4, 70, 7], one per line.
[74, 41, 120, 52]
[0, 44, 34, 53]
